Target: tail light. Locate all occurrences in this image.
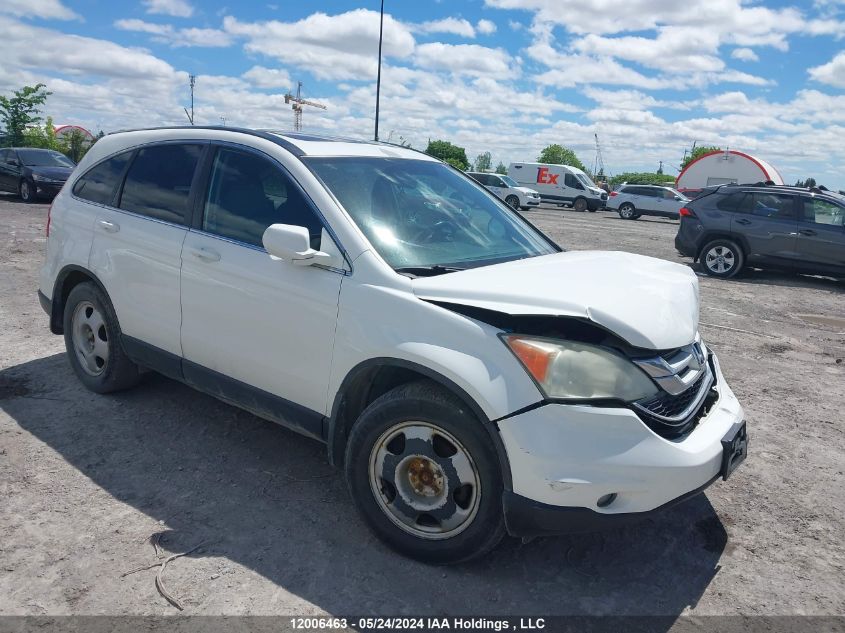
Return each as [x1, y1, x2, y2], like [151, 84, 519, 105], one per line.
[609, 191, 618, 197]
[46, 202, 53, 237]
[679, 207, 696, 218]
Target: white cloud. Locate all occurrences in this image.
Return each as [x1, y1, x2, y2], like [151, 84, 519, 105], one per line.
[115, 18, 232, 47]
[223, 10, 416, 80]
[144, 0, 194, 18]
[0, 0, 79, 20]
[414, 43, 513, 75]
[731, 47, 759, 62]
[415, 17, 476, 38]
[242, 65, 292, 89]
[808, 51, 845, 88]
[477, 19, 497, 34]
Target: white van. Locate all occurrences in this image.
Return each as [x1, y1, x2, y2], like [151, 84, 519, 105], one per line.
[508, 162, 607, 212]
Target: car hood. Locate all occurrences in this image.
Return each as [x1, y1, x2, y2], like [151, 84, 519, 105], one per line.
[29, 166, 73, 180]
[514, 186, 538, 195]
[412, 251, 699, 350]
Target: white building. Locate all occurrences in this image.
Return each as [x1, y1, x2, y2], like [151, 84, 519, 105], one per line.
[676, 149, 784, 191]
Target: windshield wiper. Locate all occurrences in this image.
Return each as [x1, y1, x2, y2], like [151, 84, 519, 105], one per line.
[394, 265, 465, 277]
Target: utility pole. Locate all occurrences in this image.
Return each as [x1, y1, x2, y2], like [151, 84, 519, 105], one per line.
[219, 115, 226, 127]
[184, 74, 196, 125]
[374, 0, 384, 141]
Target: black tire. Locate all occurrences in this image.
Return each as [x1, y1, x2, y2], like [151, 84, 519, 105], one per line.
[618, 203, 638, 220]
[505, 195, 520, 210]
[344, 380, 506, 564]
[573, 197, 588, 212]
[700, 238, 744, 278]
[19, 179, 35, 203]
[62, 282, 141, 393]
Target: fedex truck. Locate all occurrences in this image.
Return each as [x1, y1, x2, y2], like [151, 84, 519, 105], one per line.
[508, 162, 607, 212]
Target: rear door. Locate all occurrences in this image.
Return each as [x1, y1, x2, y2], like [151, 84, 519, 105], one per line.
[730, 191, 799, 268]
[88, 142, 203, 357]
[796, 195, 845, 274]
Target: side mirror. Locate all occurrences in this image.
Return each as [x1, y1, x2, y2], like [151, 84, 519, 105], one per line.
[7, 159, 19, 167]
[674, 195, 683, 201]
[262, 223, 331, 266]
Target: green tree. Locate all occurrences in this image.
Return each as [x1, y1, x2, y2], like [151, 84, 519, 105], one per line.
[58, 127, 92, 163]
[473, 151, 492, 172]
[425, 139, 469, 170]
[609, 172, 677, 187]
[495, 161, 507, 175]
[680, 145, 720, 169]
[0, 84, 52, 147]
[21, 116, 60, 150]
[537, 144, 586, 171]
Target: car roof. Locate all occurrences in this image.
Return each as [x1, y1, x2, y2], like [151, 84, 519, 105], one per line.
[105, 126, 434, 161]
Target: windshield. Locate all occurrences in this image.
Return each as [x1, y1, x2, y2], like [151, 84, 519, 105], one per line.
[500, 175, 519, 187]
[306, 157, 557, 271]
[17, 150, 75, 168]
[576, 173, 596, 188]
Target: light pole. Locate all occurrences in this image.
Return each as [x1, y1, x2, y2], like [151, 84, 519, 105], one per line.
[374, 0, 384, 141]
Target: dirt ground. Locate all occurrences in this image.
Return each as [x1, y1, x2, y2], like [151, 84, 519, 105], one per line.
[0, 193, 843, 619]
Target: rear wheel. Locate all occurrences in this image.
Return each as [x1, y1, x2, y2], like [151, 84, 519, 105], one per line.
[701, 239, 744, 278]
[63, 282, 141, 393]
[505, 195, 520, 210]
[19, 179, 34, 203]
[345, 380, 506, 564]
[573, 197, 588, 212]
[619, 203, 638, 220]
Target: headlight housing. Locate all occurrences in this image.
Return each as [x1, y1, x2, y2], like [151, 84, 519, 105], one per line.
[502, 335, 659, 401]
[32, 174, 60, 183]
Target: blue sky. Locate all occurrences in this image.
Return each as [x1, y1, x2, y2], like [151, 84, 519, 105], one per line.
[1, 0, 844, 189]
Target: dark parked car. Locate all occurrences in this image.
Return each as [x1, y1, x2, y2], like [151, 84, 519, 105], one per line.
[675, 184, 845, 278]
[0, 148, 76, 202]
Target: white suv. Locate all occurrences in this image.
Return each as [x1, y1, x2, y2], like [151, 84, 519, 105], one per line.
[467, 171, 541, 210]
[39, 127, 748, 564]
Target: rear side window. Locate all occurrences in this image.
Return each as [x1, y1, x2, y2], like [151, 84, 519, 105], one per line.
[202, 147, 324, 249]
[716, 192, 747, 212]
[802, 197, 845, 226]
[72, 151, 132, 206]
[119, 144, 203, 225]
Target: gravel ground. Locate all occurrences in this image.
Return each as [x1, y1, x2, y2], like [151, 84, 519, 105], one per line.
[0, 194, 843, 619]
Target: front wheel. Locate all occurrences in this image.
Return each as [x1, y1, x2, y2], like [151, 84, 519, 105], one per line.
[573, 197, 588, 212]
[19, 179, 35, 203]
[345, 381, 506, 564]
[505, 195, 520, 210]
[700, 239, 744, 278]
[618, 203, 638, 219]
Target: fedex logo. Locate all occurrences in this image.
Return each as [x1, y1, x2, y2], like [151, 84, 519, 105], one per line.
[537, 167, 559, 185]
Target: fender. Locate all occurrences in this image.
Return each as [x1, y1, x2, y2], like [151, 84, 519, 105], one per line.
[48, 264, 111, 334]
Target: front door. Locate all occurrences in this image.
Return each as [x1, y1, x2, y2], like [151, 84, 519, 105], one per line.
[179, 145, 344, 423]
[796, 196, 845, 274]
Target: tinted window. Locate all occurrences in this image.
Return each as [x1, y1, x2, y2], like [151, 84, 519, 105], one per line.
[203, 147, 324, 249]
[17, 149, 75, 167]
[716, 191, 747, 212]
[802, 197, 845, 226]
[564, 173, 583, 189]
[72, 151, 132, 206]
[747, 193, 795, 219]
[119, 144, 202, 224]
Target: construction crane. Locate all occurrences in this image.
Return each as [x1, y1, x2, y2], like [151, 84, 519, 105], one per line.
[593, 132, 609, 182]
[283, 81, 326, 131]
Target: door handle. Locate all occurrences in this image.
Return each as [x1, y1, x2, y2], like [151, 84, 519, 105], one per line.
[735, 219, 752, 225]
[96, 219, 119, 233]
[188, 247, 221, 262]
[799, 229, 817, 237]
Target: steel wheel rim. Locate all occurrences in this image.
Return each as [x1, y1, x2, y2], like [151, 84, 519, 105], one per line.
[368, 421, 481, 540]
[71, 301, 109, 376]
[705, 245, 735, 274]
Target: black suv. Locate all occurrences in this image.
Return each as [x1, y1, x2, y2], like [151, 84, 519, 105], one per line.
[675, 184, 845, 278]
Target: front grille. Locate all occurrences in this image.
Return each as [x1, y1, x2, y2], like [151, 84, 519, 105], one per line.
[638, 372, 706, 419]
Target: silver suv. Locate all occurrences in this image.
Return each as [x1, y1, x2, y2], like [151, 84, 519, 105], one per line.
[609, 185, 690, 220]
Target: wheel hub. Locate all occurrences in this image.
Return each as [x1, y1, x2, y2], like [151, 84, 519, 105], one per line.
[406, 456, 444, 498]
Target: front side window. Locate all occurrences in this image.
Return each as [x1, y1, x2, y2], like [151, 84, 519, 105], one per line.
[306, 157, 557, 272]
[564, 173, 583, 189]
[119, 144, 202, 225]
[500, 175, 519, 187]
[72, 151, 133, 206]
[802, 197, 845, 226]
[203, 147, 324, 249]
